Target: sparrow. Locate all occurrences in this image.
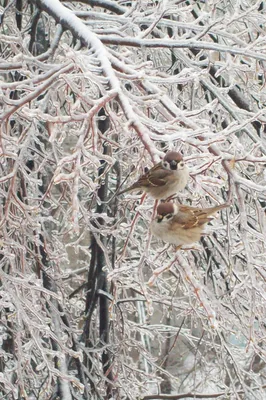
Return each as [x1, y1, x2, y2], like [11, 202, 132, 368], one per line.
[117, 152, 189, 199]
[151, 202, 227, 247]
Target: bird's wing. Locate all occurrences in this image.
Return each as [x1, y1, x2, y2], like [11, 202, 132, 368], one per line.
[172, 207, 207, 229]
[117, 162, 166, 195]
[173, 204, 227, 229]
[136, 162, 172, 188]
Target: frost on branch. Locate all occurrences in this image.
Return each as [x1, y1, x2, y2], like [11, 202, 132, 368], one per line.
[0, 0, 266, 399]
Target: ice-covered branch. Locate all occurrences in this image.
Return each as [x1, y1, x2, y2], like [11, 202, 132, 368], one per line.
[99, 36, 266, 62]
[29, 0, 159, 161]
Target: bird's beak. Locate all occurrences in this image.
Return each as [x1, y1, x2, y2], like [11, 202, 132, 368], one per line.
[170, 160, 177, 169]
[157, 215, 163, 222]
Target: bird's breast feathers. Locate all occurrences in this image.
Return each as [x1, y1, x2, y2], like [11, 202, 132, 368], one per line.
[151, 218, 202, 245]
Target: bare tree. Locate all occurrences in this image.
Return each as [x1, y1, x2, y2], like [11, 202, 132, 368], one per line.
[1, 0, 266, 399]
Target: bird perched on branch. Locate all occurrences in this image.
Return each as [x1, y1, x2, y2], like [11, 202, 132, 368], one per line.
[151, 202, 228, 249]
[117, 151, 189, 200]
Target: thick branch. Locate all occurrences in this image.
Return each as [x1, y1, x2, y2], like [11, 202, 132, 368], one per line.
[65, 0, 126, 15]
[99, 37, 266, 62]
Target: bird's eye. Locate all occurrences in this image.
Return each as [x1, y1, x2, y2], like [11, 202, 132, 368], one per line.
[166, 214, 172, 219]
[178, 162, 184, 168]
[162, 161, 169, 169]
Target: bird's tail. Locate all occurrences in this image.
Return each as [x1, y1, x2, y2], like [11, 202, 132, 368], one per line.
[206, 203, 229, 215]
[116, 185, 135, 196]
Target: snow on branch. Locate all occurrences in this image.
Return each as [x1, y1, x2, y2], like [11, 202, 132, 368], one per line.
[100, 36, 266, 62]
[30, 0, 159, 161]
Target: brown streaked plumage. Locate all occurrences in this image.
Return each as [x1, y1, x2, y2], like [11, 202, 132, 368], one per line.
[117, 152, 189, 200]
[151, 202, 228, 247]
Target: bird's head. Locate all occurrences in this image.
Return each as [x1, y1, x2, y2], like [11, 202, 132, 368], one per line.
[162, 151, 185, 171]
[156, 202, 179, 222]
